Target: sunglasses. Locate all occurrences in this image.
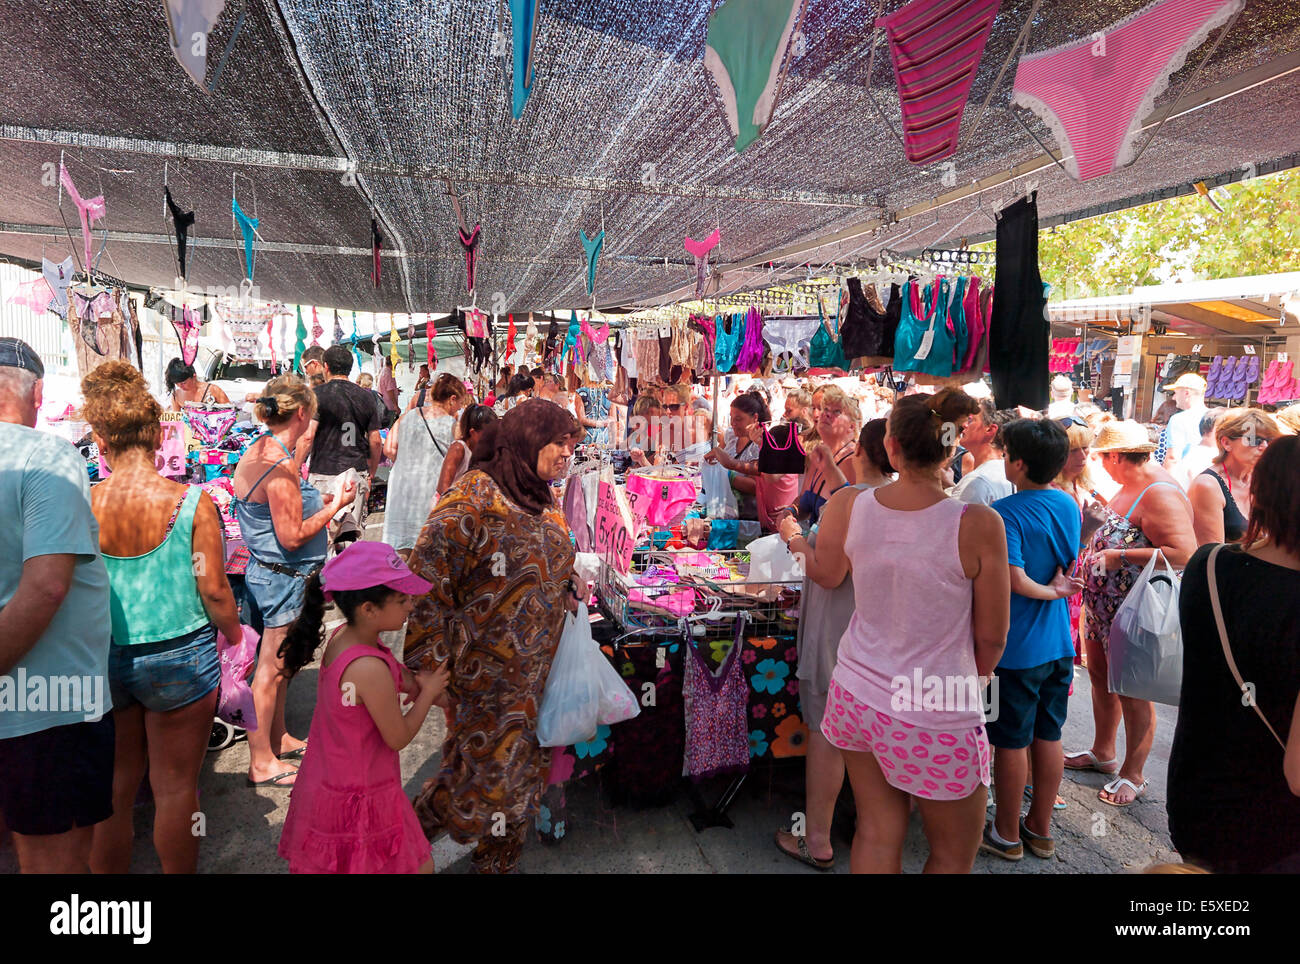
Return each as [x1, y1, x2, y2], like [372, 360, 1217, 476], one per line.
[1228, 435, 1273, 448]
[1058, 416, 1087, 428]
[665, 403, 683, 412]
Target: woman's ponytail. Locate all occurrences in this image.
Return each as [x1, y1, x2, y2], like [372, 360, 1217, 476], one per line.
[277, 570, 328, 677]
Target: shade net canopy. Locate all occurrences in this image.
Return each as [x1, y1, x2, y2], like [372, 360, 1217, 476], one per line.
[2, 0, 1298, 313]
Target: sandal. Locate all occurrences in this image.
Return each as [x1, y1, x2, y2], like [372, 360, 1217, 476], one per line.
[1099, 777, 1147, 807]
[1063, 750, 1119, 774]
[247, 770, 297, 789]
[277, 743, 308, 761]
[773, 829, 834, 871]
[1024, 785, 1067, 810]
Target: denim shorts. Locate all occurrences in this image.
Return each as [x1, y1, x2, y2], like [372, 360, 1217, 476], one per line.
[244, 558, 319, 628]
[109, 623, 220, 713]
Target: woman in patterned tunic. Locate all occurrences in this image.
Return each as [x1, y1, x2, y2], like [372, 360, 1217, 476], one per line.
[1067, 421, 1196, 807]
[404, 399, 582, 873]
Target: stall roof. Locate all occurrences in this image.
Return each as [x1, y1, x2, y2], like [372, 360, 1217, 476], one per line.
[4, 1, 1300, 313]
[1051, 272, 1300, 337]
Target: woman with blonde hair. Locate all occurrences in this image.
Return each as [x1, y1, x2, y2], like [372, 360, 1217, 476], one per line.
[232, 375, 356, 788]
[81, 362, 243, 872]
[1187, 408, 1282, 546]
[1275, 402, 1300, 435]
[786, 385, 862, 526]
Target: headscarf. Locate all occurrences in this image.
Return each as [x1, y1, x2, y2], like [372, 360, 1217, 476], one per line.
[470, 398, 581, 515]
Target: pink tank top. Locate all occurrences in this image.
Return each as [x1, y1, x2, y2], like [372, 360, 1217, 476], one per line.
[833, 489, 983, 728]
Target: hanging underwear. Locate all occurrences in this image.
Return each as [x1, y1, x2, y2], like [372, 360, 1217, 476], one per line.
[458, 223, 481, 291]
[580, 316, 611, 381]
[625, 471, 699, 529]
[579, 229, 604, 294]
[876, 0, 1002, 165]
[371, 218, 383, 287]
[509, 0, 540, 118]
[186, 406, 238, 447]
[563, 311, 581, 360]
[426, 315, 438, 369]
[544, 315, 560, 361]
[42, 256, 75, 319]
[174, 304, 202, 365]
[468, 308, 488, 339]
[10, 278, 55, 316]
[734, 306, 765, 374]
[231, 196, 258, 281]
[757, 422, 806, 475]
[333, 309, 345, 344]
[311, 306, 325, 344]
[704, 0, 804, 152]
[762, 315, 820, 368]
[684, 229, 721, 299]
[164, 187, 195, 280]
[1011, 0, 1243, 181]
[60, 164, 106, 273]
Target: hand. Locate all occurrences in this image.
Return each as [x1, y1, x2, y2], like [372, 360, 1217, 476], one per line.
[778, 515, 801, 544]
[1100, 549, 1124, 571]
[565, 576, 589, 613]
[399, 666, 420, 699]
[1048, 567, 1086, 598]
[339, 479, 358, 507]
[705, 446, 727, 467]
[745, 422, 764, 445]
[630, 447, 647, 466]
[416, 664, 451, 702]
[320, 493, 336, 507]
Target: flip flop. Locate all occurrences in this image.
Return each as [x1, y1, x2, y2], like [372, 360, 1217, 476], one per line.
[773, 829, 834, 871]
[247, 770, 297, 789]
[1099, 776, 1147, 807]
[1063, 750, 1119, 774]
[1024, 785, 1067, 810]
[277, 744, 308, 761]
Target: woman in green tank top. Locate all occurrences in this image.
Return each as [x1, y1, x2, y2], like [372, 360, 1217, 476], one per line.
[80, 362, 244, 874]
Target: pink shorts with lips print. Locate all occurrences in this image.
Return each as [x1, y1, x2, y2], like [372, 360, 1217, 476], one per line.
[821, 679, 991, 801]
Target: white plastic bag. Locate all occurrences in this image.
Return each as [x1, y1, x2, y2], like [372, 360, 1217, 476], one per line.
[1107, 549, 1183, 706]
[701, 459, 739, 519]
[746, 533, 805, 584]
[595, 642, 640, 727]
[537, 606, 600, 747]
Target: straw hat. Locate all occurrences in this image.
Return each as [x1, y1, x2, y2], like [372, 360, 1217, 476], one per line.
[1167, 372, 1207, 393]
[1091, 419, 1157, 453]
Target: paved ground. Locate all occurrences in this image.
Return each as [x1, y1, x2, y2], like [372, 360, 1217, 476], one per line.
[1, 511, 1181, 874]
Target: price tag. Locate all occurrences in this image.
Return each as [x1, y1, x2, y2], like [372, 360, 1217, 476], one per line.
[913, 329, 934, 361]
[1244, 344, 1256, 355]
[593, 480, 635, 574]
[655, 647, 666, 669]
[99, 420, 187, 479]
[1192, 343, 1203, 354]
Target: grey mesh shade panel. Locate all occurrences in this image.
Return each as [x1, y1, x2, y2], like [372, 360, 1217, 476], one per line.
[1, 0, 1298, 314]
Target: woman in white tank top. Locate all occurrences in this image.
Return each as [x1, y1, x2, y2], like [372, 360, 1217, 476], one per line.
[786, 389, 1010, 874]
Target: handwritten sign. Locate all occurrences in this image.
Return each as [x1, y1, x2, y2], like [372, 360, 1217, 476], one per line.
[593, 480, 635, 574]
[98, 421, 187, 479]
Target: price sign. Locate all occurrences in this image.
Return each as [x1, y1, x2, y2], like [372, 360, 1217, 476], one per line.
[593, 480, 635, 574]
[100, 420, 187, 478]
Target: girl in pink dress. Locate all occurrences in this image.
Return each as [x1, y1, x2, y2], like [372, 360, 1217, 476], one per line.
[277, 541, 449, 874]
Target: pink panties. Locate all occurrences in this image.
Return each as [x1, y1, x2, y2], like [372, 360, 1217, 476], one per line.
[625, 473, 698, 528]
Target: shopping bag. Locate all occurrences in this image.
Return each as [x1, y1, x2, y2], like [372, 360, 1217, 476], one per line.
[701, 459, 739, 520]
[747, 533, 805, 583]
[216, 625, 259, 729]
[1107, 550, 1183, 706]
[594, 645, 640, 727]
[537, 604, 602, 747]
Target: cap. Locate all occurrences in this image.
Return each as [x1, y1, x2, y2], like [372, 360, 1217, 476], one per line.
[320, 541, 433, 599]
[1090, 419, 1157, 453]
[0, 337, 44, 378]
[1168, 372, 1207, 393]
[1051, 375, 1073, 392]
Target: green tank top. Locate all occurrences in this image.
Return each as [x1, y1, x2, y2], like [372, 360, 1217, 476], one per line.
[104, 487, 210, 645]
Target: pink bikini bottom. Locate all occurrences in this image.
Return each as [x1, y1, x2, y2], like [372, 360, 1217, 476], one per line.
[625, 474, 698, 528]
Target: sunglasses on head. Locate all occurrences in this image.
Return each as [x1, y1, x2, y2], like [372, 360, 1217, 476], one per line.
[1058, 416, 1087, 428]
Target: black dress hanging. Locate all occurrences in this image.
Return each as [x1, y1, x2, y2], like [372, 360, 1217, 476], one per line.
[988, 193, 1048, 410]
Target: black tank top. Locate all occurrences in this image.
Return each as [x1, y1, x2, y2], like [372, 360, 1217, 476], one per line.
[1201, 467, 1248, 542]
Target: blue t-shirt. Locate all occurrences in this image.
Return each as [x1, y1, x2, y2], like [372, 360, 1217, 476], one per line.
[992, 487, 1081, 670]
[0, 423, 112, 738]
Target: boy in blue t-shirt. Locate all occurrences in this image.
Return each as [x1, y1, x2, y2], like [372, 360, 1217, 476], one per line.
[981, 418, 1083, 862]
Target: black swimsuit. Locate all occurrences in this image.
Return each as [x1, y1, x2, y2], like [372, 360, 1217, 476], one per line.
[1201, 468, 1248, 541]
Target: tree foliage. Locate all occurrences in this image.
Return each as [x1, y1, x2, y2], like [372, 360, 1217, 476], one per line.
[1034, 169, 1300, 301]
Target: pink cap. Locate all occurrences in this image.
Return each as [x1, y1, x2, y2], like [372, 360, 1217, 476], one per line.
[320, 541, 433, 599]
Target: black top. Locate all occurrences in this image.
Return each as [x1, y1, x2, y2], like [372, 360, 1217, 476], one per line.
[757, 422, 805, 474]
[1167, 544, 1300, 873]
[310, 379, 381, 475]
[1199, 467, 1248, 542]
[840, 280, 899, 360]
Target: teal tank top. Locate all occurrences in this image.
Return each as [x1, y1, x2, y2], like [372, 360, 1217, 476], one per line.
[104, 487, 210, 645]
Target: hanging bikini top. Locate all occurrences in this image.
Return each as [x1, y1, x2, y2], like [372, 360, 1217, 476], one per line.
[840, 279, 893, 361]
[808, 294, 849, 370]
[714, 312, 744, 374]
[757, 422, 806, 475]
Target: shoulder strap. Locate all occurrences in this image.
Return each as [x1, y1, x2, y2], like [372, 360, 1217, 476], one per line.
[417, 407, 448, 456]
[1123, 481, 1183, 520]
[1207, 544, 1287, 750]
[248, 455, 292, 497]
